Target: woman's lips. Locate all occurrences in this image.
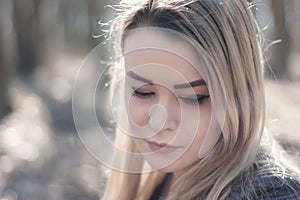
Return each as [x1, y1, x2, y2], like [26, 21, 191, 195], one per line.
[146, 140, 179, 153]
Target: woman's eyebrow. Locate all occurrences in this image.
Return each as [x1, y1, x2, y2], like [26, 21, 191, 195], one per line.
[126, 71, 153, 85]
[126, 71, 206, 89]
[173, 79, 207, 89]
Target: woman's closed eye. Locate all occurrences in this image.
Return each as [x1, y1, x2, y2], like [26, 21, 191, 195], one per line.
[132, 87, 155, 98]
[132, 86, 209, 104]
[178, 94, 210, 105]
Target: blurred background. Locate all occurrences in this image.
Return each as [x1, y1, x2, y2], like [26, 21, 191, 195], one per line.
[0, 0, 299, 200]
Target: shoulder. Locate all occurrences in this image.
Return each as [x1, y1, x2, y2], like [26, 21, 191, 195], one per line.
[252, 160, 300, 199]
[252, 153, 300, 199]
[230, 151, 300, 200]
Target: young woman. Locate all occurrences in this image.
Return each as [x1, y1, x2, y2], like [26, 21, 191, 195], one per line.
[102, 0, 300, 199]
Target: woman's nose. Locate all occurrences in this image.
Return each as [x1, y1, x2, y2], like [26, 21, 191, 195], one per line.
[148, 95, 179, 133]
[148, 104, 166, 133]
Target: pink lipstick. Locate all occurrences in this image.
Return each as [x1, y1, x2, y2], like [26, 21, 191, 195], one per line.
[147, 140, 179, 153]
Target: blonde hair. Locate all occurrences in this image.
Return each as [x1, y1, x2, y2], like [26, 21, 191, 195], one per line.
[102, 0, 265, 199]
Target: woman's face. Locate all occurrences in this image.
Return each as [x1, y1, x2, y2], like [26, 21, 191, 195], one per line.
[123, 28, 212, 172]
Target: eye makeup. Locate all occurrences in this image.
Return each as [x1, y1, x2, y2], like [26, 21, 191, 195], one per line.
[129, 84, 210, 105]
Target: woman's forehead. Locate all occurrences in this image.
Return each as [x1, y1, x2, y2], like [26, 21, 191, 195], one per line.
[123, 28, 205, 83]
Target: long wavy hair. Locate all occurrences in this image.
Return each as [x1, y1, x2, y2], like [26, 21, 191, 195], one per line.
[102, 0, 266, 199]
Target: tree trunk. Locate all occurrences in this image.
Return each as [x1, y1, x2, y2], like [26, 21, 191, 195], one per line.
[13, 0, 40, 75]
[0, 0, 14, 119]
[267, 0, 291, 79]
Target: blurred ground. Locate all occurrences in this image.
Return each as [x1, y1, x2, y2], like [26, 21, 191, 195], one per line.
[0, 53, 299, 200]
[0, 54, 108, 200]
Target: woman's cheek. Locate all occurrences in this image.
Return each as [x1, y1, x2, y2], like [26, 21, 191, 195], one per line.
[127, 97, 150, 127]
[180, 104, 212, 147]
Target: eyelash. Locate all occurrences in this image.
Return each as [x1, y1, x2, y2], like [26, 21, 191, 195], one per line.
[131, 88, 210, 105]
[132, 89, 155, 98]
[178, 95, 210, 105]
